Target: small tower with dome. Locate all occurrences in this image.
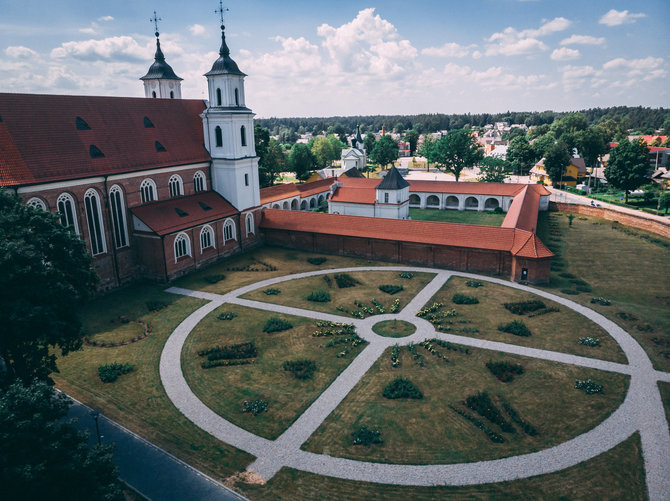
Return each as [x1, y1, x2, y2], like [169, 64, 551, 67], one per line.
[140, 12, 183, 99]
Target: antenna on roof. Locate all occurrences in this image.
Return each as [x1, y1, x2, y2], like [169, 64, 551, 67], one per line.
[150, 10, 162, 37]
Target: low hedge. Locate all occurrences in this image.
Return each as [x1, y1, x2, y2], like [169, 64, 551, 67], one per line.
[498, 320, 531, 337]
[379, 284, 403, 295]
[263, 317, 293, 333]
[307, 290, 331, 302]
[98, 362, 133, 383]
[452, 293, 479, 305]
[283, 359, 317, 380]
[382, 377, 423, 399]
[352, 425, 383, 446]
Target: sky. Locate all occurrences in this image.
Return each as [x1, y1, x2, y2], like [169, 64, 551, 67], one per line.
[1, 0, 668, 118]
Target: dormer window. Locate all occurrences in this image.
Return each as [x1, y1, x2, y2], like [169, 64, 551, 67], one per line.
[76, 117, 91, 130]
[144, 117, 154, 128]
[155, 141, 166, 152]
[89, 145, 104, 158]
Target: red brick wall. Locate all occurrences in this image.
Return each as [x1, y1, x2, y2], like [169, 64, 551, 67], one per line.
[551, 202, 670, 239]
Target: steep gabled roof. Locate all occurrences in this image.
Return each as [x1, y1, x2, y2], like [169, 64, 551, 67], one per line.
[376, 166, 409, 190]
[140, 38, 182, 81]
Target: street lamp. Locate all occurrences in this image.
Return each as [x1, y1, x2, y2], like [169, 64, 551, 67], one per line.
[90, 410, 101, 446]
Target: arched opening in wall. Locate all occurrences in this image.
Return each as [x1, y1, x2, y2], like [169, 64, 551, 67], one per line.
[216, 88, 222, 106]
[168, 175, 184, 198]
[240, 126, 247, 147]
[273, 204, 280, 209]
[108, 185, 128, 248]
[465, 196, 479, 210]
[300, 200, 307, 210]
[215, 126, 223, 148]
[484, 198, 500, 210]
[235, 88, 239, 106]
[282, 201, 289, 210]
[309, 198, 316, 208]
[409, 194, 421, 206]
[174, 233, 190, 262]
[193, 171, 206, 192]
[223, 219, 236, 243]
[140, 179, 157, 203]
[200, 225, 214, 252]
[246, 213, 254, 237]
[445, 195, 459, 209]
[152, 91, 156, 98]
[291, 199, 298, 210]
[170, 91, 174, 99]
[318, 195, 325, 205]
[426, 195, 440, 208]
[57, 193, 79, 234]
[84, 189, 106, 255]
[26, 197, 47, 211]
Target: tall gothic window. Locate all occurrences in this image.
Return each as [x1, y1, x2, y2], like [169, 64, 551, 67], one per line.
[240, 125, 247, 147]
[215, 126, 223, 147]
[84, 189, 106, 255]
[57, 193, 79, 234]
[26, 197, 47, 211]
[193, 171, 206, 192]
[168, 175, 183, 198]
[223, 219, 236, 243]
[245, 213, 254, 237]
[174, 232, 190, 261]
[109, 185, 128, 248]
[140, 179, 157, 203]
[200, 225, 214, 251]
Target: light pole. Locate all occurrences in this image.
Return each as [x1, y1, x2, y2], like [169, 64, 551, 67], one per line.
[90, 410, 101, 446]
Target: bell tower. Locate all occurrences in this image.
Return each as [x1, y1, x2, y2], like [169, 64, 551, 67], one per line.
[140, 12, 183, 99]
[202, 4, 260, 211]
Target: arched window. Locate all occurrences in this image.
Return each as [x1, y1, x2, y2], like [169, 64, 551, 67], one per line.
[240, 125, 247, 147]
[216, 88, 222, 106]
[193, 171, 206, 192]
[152, 91, 156, 98]
[215, 126, 223, 148]
[170, 91, 174, 99]
[84, 189, 106, 255]
[245, 213, 254, 237]
[26, 197, 47, 211]
[140, 179, 157, 203]
[234, 88, 239, 106]
[200, 225, 214, 252]
[174, 232, 190, 262]
[223, 219, 236, 243]
[168, 175, 183, 198]
[57, 193, 79, 234]
[109, 185, 128, 248]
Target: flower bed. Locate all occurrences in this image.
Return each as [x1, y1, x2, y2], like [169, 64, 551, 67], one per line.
[352, 425, 383, 446]
[578, 337, 601, 347]
[84, 319, 151, 348]
[503, 300, 545, 315]
[217, 312, 237, 321]
[204, 273, 225, 284]
[307, 257, 327, 265]
[263, 288, 281, 295]
[449, 404, 505, 443]
[242, 399, 268, 416]
[334, 273, 360, 288]
[575, 379, 603, 394]
[464, 392, 515, 433]
[498, 320, 532, 337]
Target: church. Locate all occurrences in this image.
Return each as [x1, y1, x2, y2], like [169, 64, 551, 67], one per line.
[0, 17, 553, 287]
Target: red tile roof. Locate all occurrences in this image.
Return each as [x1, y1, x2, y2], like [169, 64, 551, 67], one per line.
[511, 230, 553, 258]
[409, 180, 523, 196]
[330, 178, 378, 204]
[130, 191, 237, 236]
[0, 93, 209, 187]
[259, 178, 334, 205]
[501, 185, 541, 233]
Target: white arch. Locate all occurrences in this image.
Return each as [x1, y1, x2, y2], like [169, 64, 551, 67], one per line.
[464, 196, 479, 210]
[291, 199, 299, 210]
[169, 174, 184, 198]
[246, 213, 254, 237]
[300, 200, 308, 210]
[426, 195, 440, 207]
[282, 201, 289, 210]
[84, 188, 106, 255]
[140, 178, 157, 203]
[57, 193, 79, 234]
[445, 195, 459, 209]
[484, 197, 500, 210]
[193, 171, 207, 193]
[409, 194, 421, 206]
[174, 232, 191, 262]
[200, 225, 215, 252]
[223, 218, 237, 244]
[26, 197, 47, 211]
[108, 185, 128, 248]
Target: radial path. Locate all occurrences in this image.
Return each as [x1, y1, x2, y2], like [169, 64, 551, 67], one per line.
[161, 267, 670, 500]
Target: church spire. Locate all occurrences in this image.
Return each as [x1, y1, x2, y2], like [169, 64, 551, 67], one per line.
[140, 11, 182, 98]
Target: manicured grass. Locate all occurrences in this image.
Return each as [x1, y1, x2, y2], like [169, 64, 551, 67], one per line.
[242, 271, 435, 317]
[372, 320, 416, 338]
[537, 211, 670, 371]
[409, 208, 505, 226]
[52, 283, 254, 480]
[423, 276, 626, 363]
[182, 305, 365, 440]
[302, 344, 628, 464]
[239, 433, 646, 500]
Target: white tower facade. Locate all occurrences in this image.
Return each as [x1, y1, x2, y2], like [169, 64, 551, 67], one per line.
[140, 33, 182, 99]
[202, 24, 260, 211]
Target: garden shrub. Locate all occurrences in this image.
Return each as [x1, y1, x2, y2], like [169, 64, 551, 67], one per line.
[590, 297, 611, 306]
[617, 311, 637, 321]
[464, 392, 515, 433]
[493, 206, 504, 214]
[452, 293, 479, 305]
[263, 288, 281, 295]
[334, 273, 360, 288]
[307, 257, 327, 265]
[399, 272, 414, 279]
[283, 359, 316, 380]
[379, 284, 403, 295]
[146, 300, 167, 312]
[323, 275, 332, 287]
[382, 377, 423, 399]
[242, 399, 268, 416]
[578, 337, 600, 347]
[98, 362, 133, 383]
[575, 379, 603, 394]
[503, 300, 545, 315]
[486, 361, 524, 382]
[307, 290, 331, 302]
[263, 317, 293, 333]
[498, 320, 531, 337]
[199, 342, 257, 361]
[204, 274, 225, 284]
[352, 425, 383, 446]
[466, 280, 483, 288]
[217, 312, 237, 321]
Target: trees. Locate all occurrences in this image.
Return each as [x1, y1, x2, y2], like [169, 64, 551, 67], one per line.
[254, 125, 284, 187]
[532, 133, 556, 158]
[310, 135, 342, 169]
[403, 129, 420, 156]
[0, 380, 122, 500]
[575, 127, 608, 188]
[595, 117, 628, 143]
[527, 124, 550, 140]
[364, 132, 377, 154]
[605, 139, 650, 203]
[0, 190, 96, 385]
[507, 136, 538, 177]
[289, 143, 316, 181]
[544, 142, 572, 186]
[370, 135, 399, 169]
[659, 192, 670, 214]
[422, 129, 483, 182]
[478, 156, 508, 183]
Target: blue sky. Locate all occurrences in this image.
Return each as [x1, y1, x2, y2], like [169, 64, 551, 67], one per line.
[1, 0, 668, 117]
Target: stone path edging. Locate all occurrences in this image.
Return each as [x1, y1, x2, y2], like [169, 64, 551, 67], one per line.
[161, 267, 670, 500]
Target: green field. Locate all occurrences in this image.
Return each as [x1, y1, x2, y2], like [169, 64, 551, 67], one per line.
[409, 207, 505, 226]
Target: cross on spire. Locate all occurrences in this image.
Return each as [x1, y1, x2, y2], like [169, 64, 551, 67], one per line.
[150, 10, 162, 37]
[215, 0, 229, 29]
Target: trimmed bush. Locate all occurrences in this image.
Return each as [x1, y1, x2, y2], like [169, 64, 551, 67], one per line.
[242, 399, 268, 416]
[379, 284, 403, 295]
[201, 359, 253, 369]
[98, 362, 133, 383]
[217, 312, 237, 321]
[307, 290, 331, 302]
[352, 425, 383, 446]
[502, 401, 537, 436]
[323, 275, 332, 287]
[146, 300, 167, 312]
[575, 284, 592, 293]
[452, 293, 479, 305]
[561, 289, 580, 295]
[334, 273, 360, 288]
[399, 272, 414, 279]
[575, 379, 603, 394]
[382, 377, 423, 399]
[486, 361, 524, 382]
[204, 274, 225, 284]
[263, 288, 281, 295]
[503, 300, 545, 315]
[590, 297, 611, 306]
[263, 317, 293, 333]
[466, 280, 483, 288]
[578, 337, 600, 347]
[199, 342, 257, 361]
[498, 320, 531, 337]
[283, 359, 316, 380]
[307, 257, 327, 265]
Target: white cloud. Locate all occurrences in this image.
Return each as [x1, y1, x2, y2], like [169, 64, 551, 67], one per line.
[422, 42, 473, 58]
[98, 16, 114, 22]
[485, 17, 569, 56]
[560, 35, 605, 46]
[551, 47, 580, 61]
[603, 56, 663, 73]
[560, 65, 597, 78]
[51, 36, 151, 63]
[188, 24, 206, 36]
[520, 17, 571, 38]
[486, 37, 547, 56]
[599, 9, 646, 27]
[79, 27, 97, 35]
[5, 46, 39, 59]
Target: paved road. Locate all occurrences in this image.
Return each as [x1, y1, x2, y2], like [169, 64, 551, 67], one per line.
[66, 396, 247, 501]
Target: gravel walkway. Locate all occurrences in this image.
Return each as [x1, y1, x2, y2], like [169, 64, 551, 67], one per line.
[163, 267, 670, 500]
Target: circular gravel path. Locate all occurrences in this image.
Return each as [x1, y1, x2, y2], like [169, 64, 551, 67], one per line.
[160, 267, 670, 500]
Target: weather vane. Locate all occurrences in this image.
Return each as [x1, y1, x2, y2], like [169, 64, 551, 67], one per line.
[150, 10, 162, 37]
[215, 0, 229, 27]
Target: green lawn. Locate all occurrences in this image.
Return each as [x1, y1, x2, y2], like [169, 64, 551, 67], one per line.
[371, 320, 416, 338]
[302, 343, 628, 464]
[536, 211, 670, 371]
[422, 276, 626, 363]
[409, 208, 505, 226]
[182, 305, 365, 439]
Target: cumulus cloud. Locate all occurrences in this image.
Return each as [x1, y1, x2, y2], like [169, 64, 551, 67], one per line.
[551, 47, 580, 61]
[5, 46, 39, 59]
[51, 36, 151, 63]
[422, 42, 474, 58]
[485, 17, 569, 56]
[98, 16, 114, 22]
[560, 34, 605, 46]
[188, 24, 206, 36]
[599, 9, 646, 26]
[602, 56, 663, 75]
